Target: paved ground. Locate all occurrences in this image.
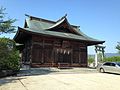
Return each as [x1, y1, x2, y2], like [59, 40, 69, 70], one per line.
[0, 68, 120, 90]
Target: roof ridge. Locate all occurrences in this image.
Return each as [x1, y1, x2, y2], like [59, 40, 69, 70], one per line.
[25, 14, 56, 24]
[25, 14, 80, 28]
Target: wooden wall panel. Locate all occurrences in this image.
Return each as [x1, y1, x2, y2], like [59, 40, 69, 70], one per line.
[80, 47, 87, 65]
[32, 45, 43, 63]
[30, 35, 88, 67]
[72, 50, 79, 63]
[44, 49, 53, 63]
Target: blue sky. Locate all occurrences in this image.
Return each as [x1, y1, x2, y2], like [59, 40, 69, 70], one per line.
[0, 0, 120, 54]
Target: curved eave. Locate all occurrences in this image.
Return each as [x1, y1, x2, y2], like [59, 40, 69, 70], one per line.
[46, 17, 65, 29]
[13, 27, 31, 43]
[86, 41, 105, 46]
[13, 27, 20, 41]
[14, 27, 105, 46]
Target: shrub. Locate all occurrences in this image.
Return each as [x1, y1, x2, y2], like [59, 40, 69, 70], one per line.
[0, 37, 20, 71]
[103, 56, 120, 62]
[88, 56, 94, 64]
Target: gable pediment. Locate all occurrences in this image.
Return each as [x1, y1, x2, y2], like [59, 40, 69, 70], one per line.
[49, 23, 77, 34]
[47, 17, 80, 35]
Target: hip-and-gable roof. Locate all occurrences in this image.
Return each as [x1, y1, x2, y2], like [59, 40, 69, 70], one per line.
[14, 14, 105, 46]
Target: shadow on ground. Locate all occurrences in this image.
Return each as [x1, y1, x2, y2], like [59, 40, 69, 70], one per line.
[104, 72, 120, 75]
[0, 67, 98, 86]
[17, 67, 98, 77]
[17, 68, 59, 77]
[0, 68, 57, 86]
[0, 77, 26, 87]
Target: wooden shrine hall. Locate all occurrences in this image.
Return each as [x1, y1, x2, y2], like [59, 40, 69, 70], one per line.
[14, 14, 105, 68]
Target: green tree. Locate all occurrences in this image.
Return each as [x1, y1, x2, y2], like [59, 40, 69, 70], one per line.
[0, 38, 20, 71]
[0, 7, 20, 71]
[88, 56, 94, 64]
[116, 42, 120, 54]
[0, 7, 16, 35]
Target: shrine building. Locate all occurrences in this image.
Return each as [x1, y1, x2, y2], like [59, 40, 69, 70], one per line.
[14, 14, 105, 67]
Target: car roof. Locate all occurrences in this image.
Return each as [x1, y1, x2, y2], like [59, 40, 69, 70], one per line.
[103, 62, 120, 64]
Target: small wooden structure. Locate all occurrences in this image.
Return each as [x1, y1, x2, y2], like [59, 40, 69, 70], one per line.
[14, 14, 105, 68]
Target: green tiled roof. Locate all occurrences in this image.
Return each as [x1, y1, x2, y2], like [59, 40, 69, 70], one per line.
[26, 18, 54, 30]
[14, 14, 105, 45]
[25, 14, 79, 31]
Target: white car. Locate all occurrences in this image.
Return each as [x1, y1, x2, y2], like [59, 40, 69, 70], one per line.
[98, 62, 120, 74]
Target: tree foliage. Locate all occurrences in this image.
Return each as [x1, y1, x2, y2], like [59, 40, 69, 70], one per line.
[0, 38, 20, 71]
[88, 56, 94, 64]
[116, 42, 120, 54]
[103, 56, 120, 62]
[0, 7, 19, 71]
[0, 7, 16, 35]
[88, 56, 120, 65]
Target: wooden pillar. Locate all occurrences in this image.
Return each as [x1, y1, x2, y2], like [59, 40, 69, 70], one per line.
[42, 39, 44, 63]
[51, 45, 54, 66]
[30, 41, 33, 67]
[79, 47, 81, 64]
[71, 49, 73, 66]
